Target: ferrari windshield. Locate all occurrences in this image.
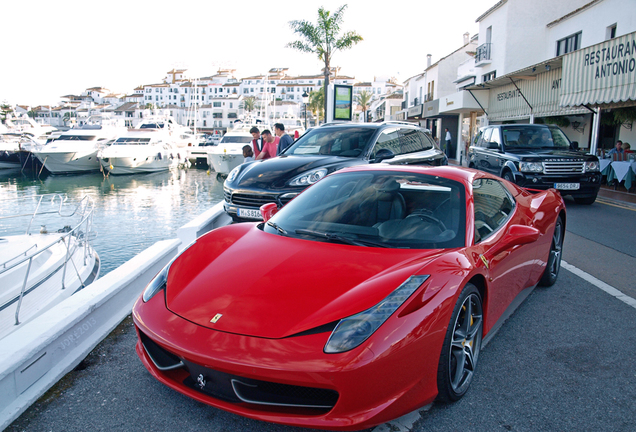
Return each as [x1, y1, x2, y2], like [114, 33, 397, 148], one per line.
[502, 126, 571, 149]
[264, 170, 466, 249]
[283, 127, 376, 157]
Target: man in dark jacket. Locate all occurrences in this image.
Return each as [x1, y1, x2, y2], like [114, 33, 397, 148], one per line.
[274, 123, 293, 155]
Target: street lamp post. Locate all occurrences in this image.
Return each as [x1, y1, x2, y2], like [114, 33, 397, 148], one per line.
[302, 91, 309, 130]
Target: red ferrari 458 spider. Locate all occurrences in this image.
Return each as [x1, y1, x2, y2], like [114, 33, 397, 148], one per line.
[133, 165, 565, 430]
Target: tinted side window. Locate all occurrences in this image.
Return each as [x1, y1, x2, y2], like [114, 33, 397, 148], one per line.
[473, 178, 515, 243]
[490, 128, 502, 147]
[418, 131, 435, 150]
[398, 128, 425, 153]
[473, 129, 483, 146]
[480, 128, 493, 148]
[370, 128, 401, 158]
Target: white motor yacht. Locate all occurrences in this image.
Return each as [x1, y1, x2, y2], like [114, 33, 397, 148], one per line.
[0, 194, 100, 340]
[32, 114, 125, 174]
[0, 115, 57, 170]
[98, 129, 186, 175]
[206, 124, 265, 174]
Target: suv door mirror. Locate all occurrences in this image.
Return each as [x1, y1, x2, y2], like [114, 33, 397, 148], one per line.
[571, 141, 579, 150]
[487, 142, 500, 150]
[372, 148, 395, 163]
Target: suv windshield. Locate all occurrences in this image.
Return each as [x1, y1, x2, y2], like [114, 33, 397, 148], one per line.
[283, 127, 376, 157]
[263, 170, 465, 249]
[501, 126, 571, 150]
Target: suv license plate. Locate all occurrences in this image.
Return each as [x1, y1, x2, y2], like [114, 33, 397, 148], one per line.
[238, 208, 262, 219]
[554, 183, 580, 190]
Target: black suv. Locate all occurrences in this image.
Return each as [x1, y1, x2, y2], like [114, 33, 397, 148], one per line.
[468, 124, 601, 204]
[223, 121, 447, 221]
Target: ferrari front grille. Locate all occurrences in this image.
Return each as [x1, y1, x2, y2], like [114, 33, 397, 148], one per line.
[139, 331, 184, 371]
[543, 161, 584, 175]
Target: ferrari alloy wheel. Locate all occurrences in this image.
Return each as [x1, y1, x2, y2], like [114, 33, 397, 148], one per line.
[437, 283, 483, 402]
[539, 216, 564, 287]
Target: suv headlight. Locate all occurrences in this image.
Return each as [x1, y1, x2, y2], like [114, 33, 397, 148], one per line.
[324, 275, 429, 353]
[289, 168, 328, 186]
[227, 165, 240, 183]
[519, 162, 543, 173]
[585, 161, 599, 172]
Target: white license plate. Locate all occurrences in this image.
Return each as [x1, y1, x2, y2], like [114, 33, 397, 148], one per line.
[554, 183, 580, 190]
[238, 208, 262, 219]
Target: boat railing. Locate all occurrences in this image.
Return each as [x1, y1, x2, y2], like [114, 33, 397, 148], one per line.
[0, 194, 97, 325]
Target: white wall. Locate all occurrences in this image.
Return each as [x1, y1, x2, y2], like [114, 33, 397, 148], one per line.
[547, 0, 636, 56]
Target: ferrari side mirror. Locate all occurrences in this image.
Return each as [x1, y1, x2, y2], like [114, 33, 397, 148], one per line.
[260, 203, 279, 222]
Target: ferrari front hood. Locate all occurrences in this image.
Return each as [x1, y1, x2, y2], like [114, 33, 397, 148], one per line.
[165, 224, 439, 339]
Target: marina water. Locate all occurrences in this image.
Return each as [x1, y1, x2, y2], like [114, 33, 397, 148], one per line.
[0, 168, 225, 275]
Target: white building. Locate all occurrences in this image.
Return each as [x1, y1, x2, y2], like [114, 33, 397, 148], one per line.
[468, 0, 636, 154]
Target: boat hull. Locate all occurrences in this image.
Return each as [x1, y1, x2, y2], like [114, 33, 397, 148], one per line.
[0, 234, 100, 339]
[207, 152, 243, 174]
[34, 150, 101, 174]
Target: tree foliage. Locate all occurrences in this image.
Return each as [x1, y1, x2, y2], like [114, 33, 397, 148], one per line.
[287, 5, 362, 120]
[243, 96, 255, 113]
[308, 90, 324, 124]
[355, 90, 373, 121]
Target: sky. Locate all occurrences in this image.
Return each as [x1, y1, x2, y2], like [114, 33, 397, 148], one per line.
[1, 0, 495, 107]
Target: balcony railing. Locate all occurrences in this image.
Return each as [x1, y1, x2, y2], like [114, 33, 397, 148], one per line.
[475, 43, 492, 66]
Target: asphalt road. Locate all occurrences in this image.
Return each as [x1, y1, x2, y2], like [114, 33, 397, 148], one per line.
[8, 196, 636, 432]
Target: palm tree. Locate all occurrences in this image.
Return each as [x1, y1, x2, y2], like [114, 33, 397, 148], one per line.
[287, 5, 362, 118]
[308, 90, 324, 124]
[243, 96, 255, 113]
[355, 90, 372, 122]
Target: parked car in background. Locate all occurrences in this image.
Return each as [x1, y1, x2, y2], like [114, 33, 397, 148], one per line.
[468, 124, 601, 204]
[223, 121, 447, 221]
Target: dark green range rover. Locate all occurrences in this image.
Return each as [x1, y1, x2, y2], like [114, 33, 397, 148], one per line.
[468, 124, 601, 204]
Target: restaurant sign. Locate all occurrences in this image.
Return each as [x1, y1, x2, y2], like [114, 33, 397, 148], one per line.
[560, 31, 636, 107]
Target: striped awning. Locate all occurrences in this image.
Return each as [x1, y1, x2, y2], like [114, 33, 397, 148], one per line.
[560, 31, 636, 107]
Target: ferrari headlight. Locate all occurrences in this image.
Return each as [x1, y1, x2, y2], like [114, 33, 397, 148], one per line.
[142, 261, 172, 302]
[227, 165, 240, 183]
[142, 240, 197, 302]
[324, 275, 429, 354]
[585, 161, 599, 172]
[289, 168, 327, 186]
[519, 162, 543, 173]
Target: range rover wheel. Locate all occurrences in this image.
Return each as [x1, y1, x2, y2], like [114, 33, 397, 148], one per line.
[437, 283, 483, 403]
[502, 171, 515, 184]
[573, 194, 597, 205]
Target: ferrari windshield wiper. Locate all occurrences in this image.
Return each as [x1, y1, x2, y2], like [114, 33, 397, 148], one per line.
[295, 229, 388, 247]
[267, 221, 288, 236]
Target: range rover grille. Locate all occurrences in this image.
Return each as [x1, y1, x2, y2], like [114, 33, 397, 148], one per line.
[543, 161, 584, 175]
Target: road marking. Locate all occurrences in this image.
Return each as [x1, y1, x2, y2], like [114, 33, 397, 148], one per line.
[596, 197, 636, 212]
[373, 261, 636, 432]
[562, 260, 636, 310]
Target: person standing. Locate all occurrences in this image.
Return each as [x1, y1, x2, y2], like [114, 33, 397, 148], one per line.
[444, 128, 452, 157]
[256, 130, 278, 160]
[275, 123, 293, 155]
[249, 127, 265, 159]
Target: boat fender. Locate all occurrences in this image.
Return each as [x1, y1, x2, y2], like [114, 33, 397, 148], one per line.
[157, 152, 162, 160]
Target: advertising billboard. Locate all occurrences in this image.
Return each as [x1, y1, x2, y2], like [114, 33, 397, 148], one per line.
[333, 84, 353, 121]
